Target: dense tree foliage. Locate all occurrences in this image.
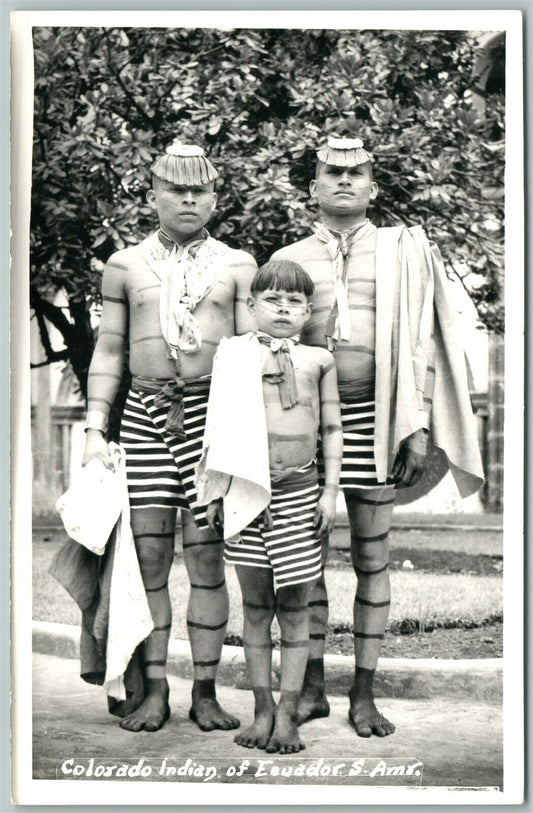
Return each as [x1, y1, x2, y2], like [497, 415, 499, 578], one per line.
[31, 27, 505, 395]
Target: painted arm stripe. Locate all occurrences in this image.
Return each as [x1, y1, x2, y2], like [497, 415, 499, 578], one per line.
[308, 600, 328, 608]
[335, 345, 375, 356]
[88, 372, 122, 381]
[268, 433, 311, 443]
[322, 424, 343, 435]
[193, 658, 220, 667]
[309, 633, 326, 640]
[427, 365, 436, 374]
[137, 284, 160, 293]
[356, 596, 391, 608]
[134, 532, 175, 541]
[103, 295, 127, 305]
[87, 397, 113, 408]
[320, 361, 336, 375]
[277, 603, 308, 613]
[97, 329, 127, 338]
[153, 623, 172, 631]
[349, 304, 376, 312]
[354, 632, 385, 640]
[190, 580, 225, 591]
[423, 397, 433, 405]
[131, 334, 164, 344]
[187, 619, 227, 631]
[144, 659, 167, 666]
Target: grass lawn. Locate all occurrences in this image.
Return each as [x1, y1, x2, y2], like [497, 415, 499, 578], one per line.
[33, 533, 502, 641]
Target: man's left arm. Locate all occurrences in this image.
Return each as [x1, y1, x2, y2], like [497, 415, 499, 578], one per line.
[233, 251, 258, 335]
[392, 243, 437, 489]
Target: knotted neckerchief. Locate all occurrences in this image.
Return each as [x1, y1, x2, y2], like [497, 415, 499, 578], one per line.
[141, 229, 228, 359]
[313, 219, 377, 350]
[256, 332, 300, 409]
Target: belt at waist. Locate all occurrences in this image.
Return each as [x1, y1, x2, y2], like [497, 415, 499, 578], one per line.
[131, 375, 211, 439]
[269, 459, 318, 490]
[337, 378, 375, 403]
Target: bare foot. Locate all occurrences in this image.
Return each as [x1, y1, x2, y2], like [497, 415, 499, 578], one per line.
[119, 679, 170, 732]
[234, 709, 274, 749]
[348, 686, 395, 738]
[298, 686, 330, 726]
[266, 705, 306, 754]
[189, 697, 240, 731]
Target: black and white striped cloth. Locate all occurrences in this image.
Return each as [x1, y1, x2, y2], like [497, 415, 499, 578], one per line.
[120, 387, 209, 528]
[225, 479, 322, 589]
[319, 399, 393, 490]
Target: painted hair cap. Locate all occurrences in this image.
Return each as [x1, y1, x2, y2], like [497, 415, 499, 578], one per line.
[316, 136, 373, 167]
[151, 140, 219, 185]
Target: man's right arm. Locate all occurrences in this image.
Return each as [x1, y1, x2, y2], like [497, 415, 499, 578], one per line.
[82, 256, 128, 468]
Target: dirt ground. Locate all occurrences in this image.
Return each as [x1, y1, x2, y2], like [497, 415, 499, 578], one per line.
[326, 622, 503, 660]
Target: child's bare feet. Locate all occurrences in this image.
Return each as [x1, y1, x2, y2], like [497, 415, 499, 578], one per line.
[266, 704, 306, 754]
[348, 685, 395, 738]
[119, 678, 170, 732]
[234, 708, 274, 749]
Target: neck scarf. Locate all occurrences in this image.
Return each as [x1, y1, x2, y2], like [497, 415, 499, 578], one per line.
[142, 230, 228, 359]
[313, 219, 376, 349]
[256, 332, 300, 409]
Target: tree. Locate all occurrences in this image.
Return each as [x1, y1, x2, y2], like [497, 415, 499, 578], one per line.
[31, 26, 505, 397]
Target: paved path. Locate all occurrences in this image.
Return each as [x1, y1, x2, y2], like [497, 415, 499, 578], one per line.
[32, 653, 502, 791]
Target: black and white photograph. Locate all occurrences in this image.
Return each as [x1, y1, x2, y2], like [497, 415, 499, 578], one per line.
[10, 8, 524, 806]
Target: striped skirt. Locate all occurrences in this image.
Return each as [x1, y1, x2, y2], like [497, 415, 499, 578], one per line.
[319, 399, 394, 491]
[225, 476, 322, 590]
[120, 386, 209, 528]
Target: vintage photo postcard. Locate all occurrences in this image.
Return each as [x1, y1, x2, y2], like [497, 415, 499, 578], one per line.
[11, 8, 524, 806]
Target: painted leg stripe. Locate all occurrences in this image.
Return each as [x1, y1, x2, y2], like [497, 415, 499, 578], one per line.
[356, 596, 391, 608]
[187, 619, 227, 631]
[280, 639, 309, 649]
[145, 581, 168, 593]
[351, 531, 389, 544]
[243, 640, 273, 650]
[183, 538, 223, 549]
[190, 580, 225, 591]
[355, 562, 389, 576]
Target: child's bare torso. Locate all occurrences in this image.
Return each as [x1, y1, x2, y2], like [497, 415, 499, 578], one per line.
[262, 343, 328, 471]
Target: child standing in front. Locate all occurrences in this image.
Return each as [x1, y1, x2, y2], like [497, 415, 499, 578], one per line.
[196, 260, 342, 754]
